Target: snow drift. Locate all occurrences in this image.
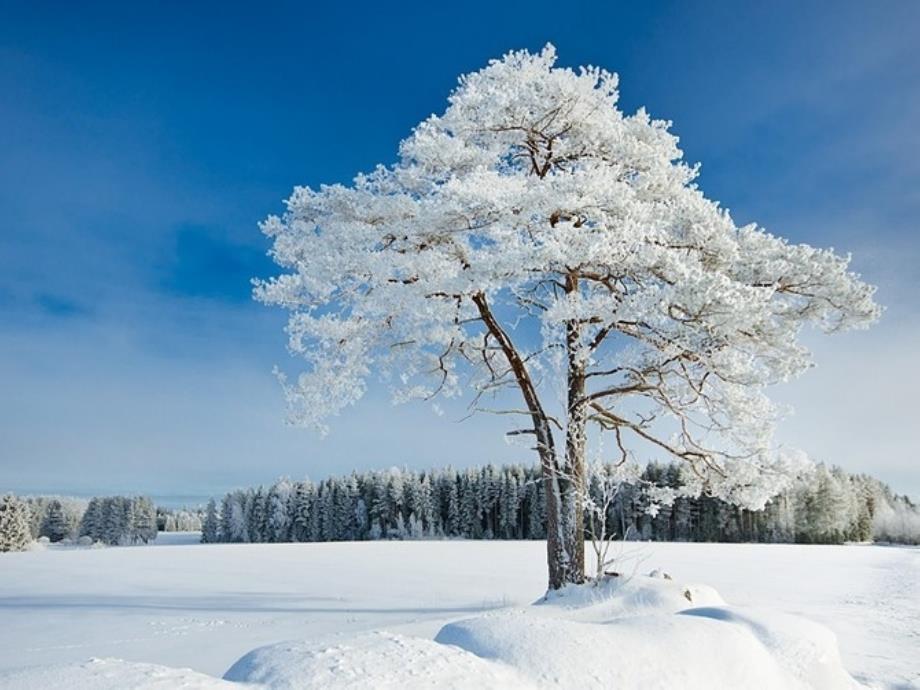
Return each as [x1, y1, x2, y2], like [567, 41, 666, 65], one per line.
[223, 631, 532, 689]
[433, 574, 862, 689]
[222, 573, 863, 689]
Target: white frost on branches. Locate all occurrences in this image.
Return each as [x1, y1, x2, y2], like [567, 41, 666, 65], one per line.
[256, 45, 879, 511]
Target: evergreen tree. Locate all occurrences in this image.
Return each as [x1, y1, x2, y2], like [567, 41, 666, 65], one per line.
[228, 491, 248, 543]
[80, 498, 104, 542]
[201, 498, 220, 543]
[0, 494, 31, 552]
[445, 475, 461, 537]
[42, 499, 71, 542]
[290, 482, 316, 542]
[266, 480, 293, 543]
[123, 498, 138, 544]
[220, 493, 235, 542]
[354, 495, 369, 540]
[367, 474, 389, 538]
[102, 497, 126, 545]
[132, 497, 158, 544]
[526, 478, 545, 540]
[246, 488, 266, 543]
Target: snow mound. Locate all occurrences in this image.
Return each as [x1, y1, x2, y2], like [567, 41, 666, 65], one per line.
[538, 572, 725, 620]
[437, 610, 801, 689]
[435, 575, 863, 689]
[680, 607, 861, 690]
[0, 657, 243, 689]
[223, 631, 534, 689]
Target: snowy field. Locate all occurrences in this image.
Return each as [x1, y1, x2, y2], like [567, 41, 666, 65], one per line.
[0, 536, 916, 689]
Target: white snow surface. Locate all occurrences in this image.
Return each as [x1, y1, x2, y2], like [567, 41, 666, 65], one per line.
[0, 658, 243, 689]
[0, 540, 916, 689]
[224, 631, 532, 688]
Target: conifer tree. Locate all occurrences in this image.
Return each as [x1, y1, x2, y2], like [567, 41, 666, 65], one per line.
[0, 494, 31, 552]
[42, 499, 71, 542]
[80, 498, 104, 542]
[200, 498, 220, 543]
[132, 497, 158, 544]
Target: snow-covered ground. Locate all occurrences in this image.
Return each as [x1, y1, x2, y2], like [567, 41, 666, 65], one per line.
[0, 538, 916, 689]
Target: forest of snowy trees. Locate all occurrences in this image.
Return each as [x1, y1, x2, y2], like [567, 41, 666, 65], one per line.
[4, 466, 918, 554]
[203, 463, 920, 547]
[23, 496, 87, 542]
[0, 494, 158, 551]
[80, 496, 158, 545]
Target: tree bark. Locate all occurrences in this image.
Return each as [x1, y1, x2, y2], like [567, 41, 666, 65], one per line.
[561, 272, 587, 584]
[562, 339, 587, 582]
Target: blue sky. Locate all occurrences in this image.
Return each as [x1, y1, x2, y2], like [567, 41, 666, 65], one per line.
[1, 1, 918, 499]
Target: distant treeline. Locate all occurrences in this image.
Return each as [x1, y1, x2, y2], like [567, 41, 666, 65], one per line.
[201, 462, 920, 546]
[157, 507, 203, 533]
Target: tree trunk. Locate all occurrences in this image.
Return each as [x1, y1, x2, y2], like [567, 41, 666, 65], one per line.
[471, 292, 573, 590]
[539, 424, 571, 591]
[560, 271, 587, 585]
[561, 351, 587, 584]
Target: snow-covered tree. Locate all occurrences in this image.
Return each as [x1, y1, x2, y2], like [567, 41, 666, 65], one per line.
[0, 494, 31, 552]
[290, 481, 316, 542]
[123, 498, 138, 543]
[103, 497, 127, 544]
[266, 480, 293, 542]
[79, 498, 104, 542]
[228, 491, 248, 543]
[201, 498, 220, 543]
[132, 497, 158, 544]
[220, 493, 236, 542]
[873, 497, 920, 545]
[42, 499, 71, 542]
[444, 474, 461, 537]
[257, 46, 878, 587]
[246, 487, 266, 543]
[26, 496, 86, 539]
